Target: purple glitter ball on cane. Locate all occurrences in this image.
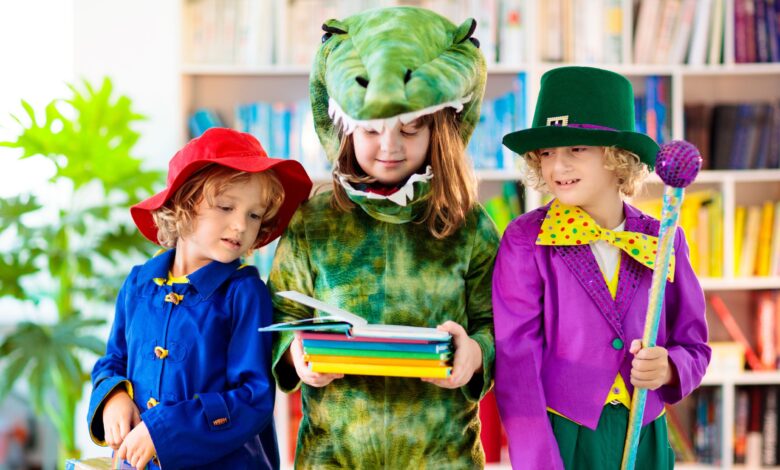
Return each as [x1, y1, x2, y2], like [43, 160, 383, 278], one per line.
[654, 140, 702, 188]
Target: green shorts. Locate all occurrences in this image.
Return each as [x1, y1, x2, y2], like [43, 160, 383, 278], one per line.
[548, 404, 675, 470]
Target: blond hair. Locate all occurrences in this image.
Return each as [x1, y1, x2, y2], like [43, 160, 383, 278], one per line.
[152, 164, 285, 250]
[331, 108, 477, 239]
[522, 146, 649, 197]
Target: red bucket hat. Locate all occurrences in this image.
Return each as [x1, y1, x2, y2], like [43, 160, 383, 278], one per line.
[131, 127, 313, 248]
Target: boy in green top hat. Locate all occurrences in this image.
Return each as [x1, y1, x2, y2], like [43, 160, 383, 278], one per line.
[493, 66, 710, 469]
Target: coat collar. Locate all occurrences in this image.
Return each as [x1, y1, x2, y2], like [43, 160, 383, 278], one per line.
[137, 249, 242, 300]
[539, 201, 659, 337]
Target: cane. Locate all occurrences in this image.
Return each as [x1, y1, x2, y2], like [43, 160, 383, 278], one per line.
[620, 141, 702, 470]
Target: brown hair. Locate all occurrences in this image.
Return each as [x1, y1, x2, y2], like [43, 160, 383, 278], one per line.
[522, 146, 649, 197]
[331, 108, 477, 239]
[152, 164, 285, 251]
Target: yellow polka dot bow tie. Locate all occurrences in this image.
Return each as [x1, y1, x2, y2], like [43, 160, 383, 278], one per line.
[536, 199, 675, 281]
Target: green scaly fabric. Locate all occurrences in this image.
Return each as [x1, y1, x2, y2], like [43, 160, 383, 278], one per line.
[269, 7, 497, 469]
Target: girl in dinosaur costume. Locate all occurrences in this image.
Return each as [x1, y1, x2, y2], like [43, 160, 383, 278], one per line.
[493, 66, 711, 469]
[267, 6, 499, 468]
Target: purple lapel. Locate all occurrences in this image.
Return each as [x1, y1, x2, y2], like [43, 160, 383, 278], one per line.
[555, 243, 624, 337]
[552, 203, 659, 337]
[617, 204, 661, 321]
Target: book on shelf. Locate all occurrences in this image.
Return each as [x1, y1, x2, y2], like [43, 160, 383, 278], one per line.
[733, 385, 780, 465]
[709, 294, 766, 371]
[767, 0, 780, 62]
[633, 0, 662, 64]
[683, 103, 713, 168]
[497, 0, 526, 64]
[739, 205, 762, 277]
[733, 201, 780, 276]
[259, 290, 452, 341]
[706, 101, 780, 170]
[747, 387, 763, 468]
[709, 341, 745, 375]
[770, 200, 780, 276]
[756, 291, 778, 369]
[188, 108, 225, 138]
[686, 0, 713, 65]
[668, 0, 697, 64]
[756, 200, 775, 276]
[707, 0, 724, 64]
[692, 386, 722, 465]
[653, 0, 681, 64]
[634, 190, 723, 278]
[735, 387, 749, 464]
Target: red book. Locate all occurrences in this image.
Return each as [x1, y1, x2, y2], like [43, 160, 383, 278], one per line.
[710, 294, 766, 371]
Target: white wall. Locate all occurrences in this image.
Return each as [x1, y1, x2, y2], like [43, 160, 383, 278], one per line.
[0, 0, 75, 198]
[73, 0, 182, 170]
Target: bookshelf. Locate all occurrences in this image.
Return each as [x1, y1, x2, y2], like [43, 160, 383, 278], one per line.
[179, 0, 780, 467]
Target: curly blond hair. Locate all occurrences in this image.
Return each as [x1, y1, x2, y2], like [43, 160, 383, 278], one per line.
[521, 146, 649, 197]
[152, 164, 284, 251]
[331, 108, 477, 239]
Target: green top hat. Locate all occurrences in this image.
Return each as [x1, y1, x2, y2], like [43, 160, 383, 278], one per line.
[502, 66, 659, 168]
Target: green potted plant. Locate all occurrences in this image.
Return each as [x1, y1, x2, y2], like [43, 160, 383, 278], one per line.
[0, 77, 163, 462]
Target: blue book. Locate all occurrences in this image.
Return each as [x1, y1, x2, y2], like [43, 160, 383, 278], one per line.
[188, 108, 224, 138]
[301, 338, 451, 353]
[270, 102, 291, 157]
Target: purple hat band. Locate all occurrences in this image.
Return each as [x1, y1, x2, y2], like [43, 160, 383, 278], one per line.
[559, 123, 619, 131]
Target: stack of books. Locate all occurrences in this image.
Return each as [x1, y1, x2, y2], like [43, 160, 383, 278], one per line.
[301, 331, 452, 379]
[259, 291, 453, 379]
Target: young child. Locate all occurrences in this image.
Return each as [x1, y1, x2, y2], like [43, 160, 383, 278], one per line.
[87, 128, 312, 469]
[493, 66, 711, 469]
[268, 7, 499, 468]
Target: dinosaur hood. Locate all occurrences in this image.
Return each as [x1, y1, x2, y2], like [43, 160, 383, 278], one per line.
[310, 6, 487, 162]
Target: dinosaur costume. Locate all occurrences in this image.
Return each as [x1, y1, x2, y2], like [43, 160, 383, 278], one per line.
[267, 7, 498, 468]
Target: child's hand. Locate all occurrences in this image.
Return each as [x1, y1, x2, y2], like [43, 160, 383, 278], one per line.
[102, 388, 141, 450]
[422, 321, 482, 389]
[116, 421, 156, 470]
[287, 333, 344, 387]
[629, 339, 674, 390]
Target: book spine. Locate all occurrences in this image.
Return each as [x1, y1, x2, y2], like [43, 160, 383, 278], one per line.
[710, 294, 766, 370]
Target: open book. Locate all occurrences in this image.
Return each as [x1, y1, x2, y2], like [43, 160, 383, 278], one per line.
[258, 290, 451, 342]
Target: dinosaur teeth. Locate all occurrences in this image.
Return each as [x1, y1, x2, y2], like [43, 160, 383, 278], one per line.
[337, 165, 434, 207]
[328, 95, 472, 135]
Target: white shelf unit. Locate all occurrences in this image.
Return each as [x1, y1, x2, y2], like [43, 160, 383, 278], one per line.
[178, 1, 780, 468]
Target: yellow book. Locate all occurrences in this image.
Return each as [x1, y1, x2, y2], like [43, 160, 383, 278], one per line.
[734, 206, 746, 277]
[309, 361, 452, 379]
[696, 202, 710, 277]
[739, 206, 762, 277]
[679, 191, 714, 276]
[709, 193, 723, 277]
[304, 354, 447, 368]
[634, 198, 663, 219]
[756, 200, 775, 276]
[771, 201, 780, 276]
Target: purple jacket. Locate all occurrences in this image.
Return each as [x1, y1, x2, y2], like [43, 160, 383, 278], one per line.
[493, 202, 710, 469]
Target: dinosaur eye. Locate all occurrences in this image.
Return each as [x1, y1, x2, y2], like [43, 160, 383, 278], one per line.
[322, 24, 347, 34]
[355, 76, 369, 88]
[404, 69, 412, 84]
[469, 37, 480, 48]
[322, 32, 332, 43]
